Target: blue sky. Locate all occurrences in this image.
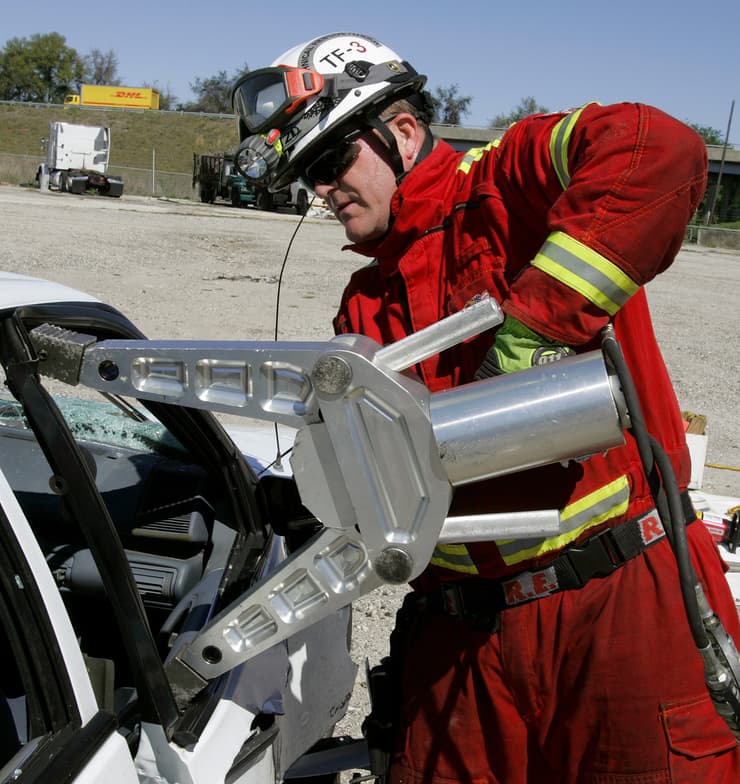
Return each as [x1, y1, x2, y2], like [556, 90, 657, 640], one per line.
[3, 0, 739, 144]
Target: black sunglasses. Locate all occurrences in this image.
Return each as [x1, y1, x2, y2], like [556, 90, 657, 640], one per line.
[302, 132, 364, 189]
[301, 115, 401, 189]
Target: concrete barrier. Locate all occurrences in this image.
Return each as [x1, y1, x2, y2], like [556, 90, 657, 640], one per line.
[697, 227, 740, 250]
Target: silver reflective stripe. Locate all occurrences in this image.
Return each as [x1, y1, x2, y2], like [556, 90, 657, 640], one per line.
[457, 139, 500, 175]
[430, 543, 479, 574]
[548, 102, 599, 189]
[534, 234, 638, 315]
[496, 478, 631, 559]
[550, 111, 580, 188]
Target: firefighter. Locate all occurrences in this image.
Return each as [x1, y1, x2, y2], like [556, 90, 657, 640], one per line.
[232, 32, 740, 782]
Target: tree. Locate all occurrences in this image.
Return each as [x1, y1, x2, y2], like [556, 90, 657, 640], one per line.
[84, 48, 120, 85]
[145, 82, 177, 111]
[687, 123, 724, 146]
[490, 96, 549, 129]
[183, 63, 250, 113]
[430, 83, 472, 125]
[0, 32, 85, 103]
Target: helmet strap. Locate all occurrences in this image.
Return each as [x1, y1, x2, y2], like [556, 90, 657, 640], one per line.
[367, 115, 405, 182]
[367, 114, 435, 186]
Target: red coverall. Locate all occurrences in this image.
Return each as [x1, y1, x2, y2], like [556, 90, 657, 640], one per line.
[334, 103, 740, 782]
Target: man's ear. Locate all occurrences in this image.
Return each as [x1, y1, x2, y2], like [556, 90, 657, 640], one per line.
[392, 113, 424, 169]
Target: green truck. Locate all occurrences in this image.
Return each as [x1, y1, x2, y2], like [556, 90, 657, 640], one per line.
[192, 152, 310, 215]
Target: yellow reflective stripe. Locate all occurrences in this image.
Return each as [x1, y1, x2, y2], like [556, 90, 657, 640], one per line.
[496, 475, 631, 566]
[548, 102, 598, 189]
[430, 543, 479, 575]
[457, 139, 500, 175]
[532, 232, 640, 316]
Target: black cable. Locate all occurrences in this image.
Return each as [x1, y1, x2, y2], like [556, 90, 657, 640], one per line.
[273, 204, 312, 341]
[262, 199, 315, 475]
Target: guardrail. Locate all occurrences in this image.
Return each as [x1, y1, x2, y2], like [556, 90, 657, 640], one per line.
[0, 99, 235, 120]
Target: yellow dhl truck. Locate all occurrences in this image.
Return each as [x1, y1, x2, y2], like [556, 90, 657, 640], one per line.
[64, 85, 160, 110]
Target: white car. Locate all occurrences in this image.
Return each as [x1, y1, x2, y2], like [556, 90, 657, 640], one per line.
[1, 272, 738, 783]
[0, 272, 359, 783]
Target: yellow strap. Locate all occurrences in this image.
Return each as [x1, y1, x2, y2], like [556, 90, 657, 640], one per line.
[532, 232, 639, 316]
[548, 102, 599, 189]
[430, 543, 479, 575]
[497, 475, 631, 566]
[457, 139, 500, 175]
[430, 476, 631, 572]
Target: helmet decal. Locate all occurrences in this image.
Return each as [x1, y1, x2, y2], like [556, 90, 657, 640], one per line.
[295, 33, 386, 71]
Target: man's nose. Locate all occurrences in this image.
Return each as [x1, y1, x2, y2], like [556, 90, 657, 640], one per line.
[314, 182, 334, 199]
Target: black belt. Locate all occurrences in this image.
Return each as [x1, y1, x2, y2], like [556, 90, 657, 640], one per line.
[419, 494, 695, 632]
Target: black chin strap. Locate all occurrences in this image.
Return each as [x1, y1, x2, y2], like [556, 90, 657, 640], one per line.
[367, 115, 435, 186]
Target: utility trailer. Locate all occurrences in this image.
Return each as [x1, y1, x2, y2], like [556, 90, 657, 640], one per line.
[38, 121, 124, 197]
[193, 152, 311, 215]
[193, 151, 257, 207]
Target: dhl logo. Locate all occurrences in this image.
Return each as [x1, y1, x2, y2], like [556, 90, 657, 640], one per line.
[113, 91, 145, 98]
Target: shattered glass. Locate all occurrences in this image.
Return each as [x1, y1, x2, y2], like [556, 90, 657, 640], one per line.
[0, 392, 186, 457]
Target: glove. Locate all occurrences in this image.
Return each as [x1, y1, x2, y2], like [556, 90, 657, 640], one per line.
[474, 315, 574, 379]
[235, 130, 284, 184]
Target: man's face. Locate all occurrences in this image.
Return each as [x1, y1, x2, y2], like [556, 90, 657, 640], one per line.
[311, 130, 400, 244]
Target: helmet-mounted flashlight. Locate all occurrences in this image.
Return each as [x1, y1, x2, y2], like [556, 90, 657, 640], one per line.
[234, 129, 284, 184]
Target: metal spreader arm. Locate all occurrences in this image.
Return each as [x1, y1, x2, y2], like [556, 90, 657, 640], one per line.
[30, 298, 628, 702]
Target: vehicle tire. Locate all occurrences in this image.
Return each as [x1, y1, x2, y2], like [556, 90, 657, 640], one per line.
[295, 189, 310, 216]
[256, 189, 274, 211]
[59, 172, 68, 192]
[231, 185, 242, 208]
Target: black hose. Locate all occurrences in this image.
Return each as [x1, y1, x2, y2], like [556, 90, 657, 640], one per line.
[647, 433, 709, 648]
[601, 331, 672, 543]
[601, 328, 708, 649]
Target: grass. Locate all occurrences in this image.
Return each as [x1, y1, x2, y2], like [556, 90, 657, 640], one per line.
[2, 103, 740, 220]
[0, 102, 239, 179]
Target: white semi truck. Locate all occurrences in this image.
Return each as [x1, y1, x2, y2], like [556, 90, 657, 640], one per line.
[38, 121, 124, 197]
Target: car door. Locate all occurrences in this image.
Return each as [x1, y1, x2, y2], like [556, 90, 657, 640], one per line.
[0, 465, 138, 784]
[0, 285, 357, 783]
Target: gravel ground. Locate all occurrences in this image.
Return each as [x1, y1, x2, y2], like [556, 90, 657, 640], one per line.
[1, 184, 739, 756]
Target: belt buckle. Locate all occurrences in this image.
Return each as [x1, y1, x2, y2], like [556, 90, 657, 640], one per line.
[440, 583, 465, 616]
[563, 528, 622, 588]
[439, 582, 502, 634]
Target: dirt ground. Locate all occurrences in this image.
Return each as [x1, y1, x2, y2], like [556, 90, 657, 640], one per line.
[1, 184, 739, 748]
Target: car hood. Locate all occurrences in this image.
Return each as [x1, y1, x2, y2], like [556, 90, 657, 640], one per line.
[0, 272, 100, 311]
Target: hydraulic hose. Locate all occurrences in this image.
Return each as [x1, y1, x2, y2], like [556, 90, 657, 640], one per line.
[602, 328, 740, 738]
[600, 326, 707, 648]
[600, 329, 672, 541]
[647, 432, 710, 649]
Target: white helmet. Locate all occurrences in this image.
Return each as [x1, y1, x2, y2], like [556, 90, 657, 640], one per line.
[231, 32, 431, 190]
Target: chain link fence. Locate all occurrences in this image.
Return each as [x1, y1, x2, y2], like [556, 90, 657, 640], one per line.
[0, 151, 193, 199]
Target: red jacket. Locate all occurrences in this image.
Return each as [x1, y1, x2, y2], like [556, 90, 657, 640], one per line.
[334, 102, 707, 582]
